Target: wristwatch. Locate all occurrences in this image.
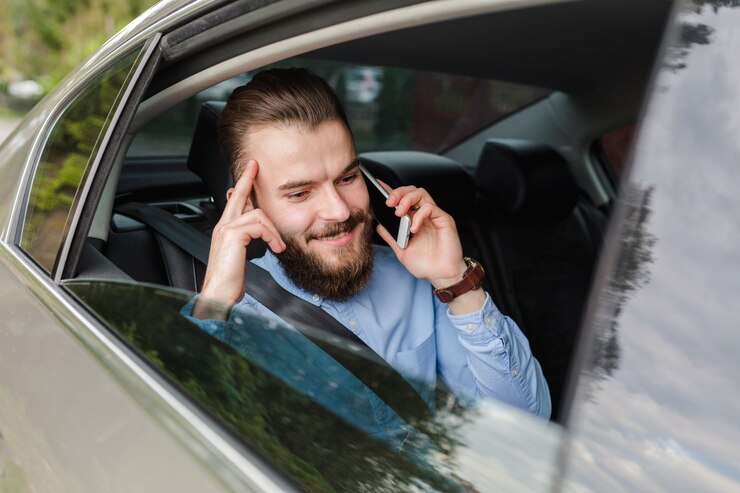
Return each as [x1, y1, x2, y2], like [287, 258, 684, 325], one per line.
[433, 257, 485, 303]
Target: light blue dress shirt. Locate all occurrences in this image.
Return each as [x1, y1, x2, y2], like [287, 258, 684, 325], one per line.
[204, 245, 550, 419]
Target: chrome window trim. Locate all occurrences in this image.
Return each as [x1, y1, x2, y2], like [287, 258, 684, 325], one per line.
[0, 240, 293, 493]
[5, 87, 79, 247]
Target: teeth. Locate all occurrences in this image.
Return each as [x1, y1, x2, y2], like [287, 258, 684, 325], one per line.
[319, 231, 347, 241]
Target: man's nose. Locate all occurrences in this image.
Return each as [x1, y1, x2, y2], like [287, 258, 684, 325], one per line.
[319, 186, 351, 222]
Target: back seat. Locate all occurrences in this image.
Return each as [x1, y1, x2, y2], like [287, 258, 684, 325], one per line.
[472, 138, 607, 419]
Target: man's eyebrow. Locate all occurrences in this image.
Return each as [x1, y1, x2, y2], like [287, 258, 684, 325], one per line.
[278, 178, 315, 191]
[277, 158, 360, 191]
[340, 158, 361, 175]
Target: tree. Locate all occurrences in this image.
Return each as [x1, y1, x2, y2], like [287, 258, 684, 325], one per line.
[1, 0, 157, 90]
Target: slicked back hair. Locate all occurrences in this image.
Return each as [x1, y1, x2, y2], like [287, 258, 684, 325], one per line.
[218, 67, 352, 181]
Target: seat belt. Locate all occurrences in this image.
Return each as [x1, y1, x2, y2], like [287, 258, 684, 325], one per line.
[116, 202, 212, 263]
[115, 202, 432, 421]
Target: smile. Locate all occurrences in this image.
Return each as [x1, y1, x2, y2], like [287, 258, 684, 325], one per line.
[312, 227, 356, 247]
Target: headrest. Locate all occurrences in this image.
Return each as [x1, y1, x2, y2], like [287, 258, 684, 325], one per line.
[186, 101, 232, 213]
[475, 139, 579, 222]
[359, 151, 475, 218]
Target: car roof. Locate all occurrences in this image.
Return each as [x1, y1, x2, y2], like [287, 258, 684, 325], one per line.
[131, 0, 669, 102]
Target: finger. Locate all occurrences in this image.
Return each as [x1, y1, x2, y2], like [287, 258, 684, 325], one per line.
[410, 203, 435, 233]
[376, 179, 405, 207]
[226, 209, 286, 251]
[395, 188, 427, 216]
[223, 160, 257, 219]
[222, 220, 286, 253]
[383, 184, 415, 207]
[376, 223, 404, 257]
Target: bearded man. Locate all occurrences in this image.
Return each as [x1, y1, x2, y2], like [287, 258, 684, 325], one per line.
[190, 68, 551, 419]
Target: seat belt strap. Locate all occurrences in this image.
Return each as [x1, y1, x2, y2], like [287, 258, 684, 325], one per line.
[244, 264, 431, 420]
[116, 202, 211, 264]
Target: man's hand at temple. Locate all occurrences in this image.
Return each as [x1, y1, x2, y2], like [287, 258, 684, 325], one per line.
[193, 160, 286, 318]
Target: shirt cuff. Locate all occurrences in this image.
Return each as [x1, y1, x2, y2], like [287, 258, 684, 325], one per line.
[180, 295, 228, 337]
[446, 292, 505, 345]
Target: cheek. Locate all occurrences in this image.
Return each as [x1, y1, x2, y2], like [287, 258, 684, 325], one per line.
[272, 206, 317, 240]
[346, 182, 370, 210]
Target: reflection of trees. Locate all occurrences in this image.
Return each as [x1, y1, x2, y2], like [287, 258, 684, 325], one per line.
[666, 0, 740, 71]
[586, 184, 656, 382]
[20, 51, 137, 270]
[66, 281, 477, 492]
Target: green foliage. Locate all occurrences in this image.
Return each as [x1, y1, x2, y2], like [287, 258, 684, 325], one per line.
[0, 0, 157, 89]
[21, 51, 137, 270]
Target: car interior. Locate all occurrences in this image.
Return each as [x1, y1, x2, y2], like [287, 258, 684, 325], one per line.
[69, 0, 673, 422]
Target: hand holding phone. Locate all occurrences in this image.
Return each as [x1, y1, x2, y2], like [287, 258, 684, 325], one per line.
[360, 165, 411, 249]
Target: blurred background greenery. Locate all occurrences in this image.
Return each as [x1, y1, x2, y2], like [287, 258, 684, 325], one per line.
[0, 0, 158, 117]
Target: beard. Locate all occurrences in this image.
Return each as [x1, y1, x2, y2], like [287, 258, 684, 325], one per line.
[275, 209, 374, 301]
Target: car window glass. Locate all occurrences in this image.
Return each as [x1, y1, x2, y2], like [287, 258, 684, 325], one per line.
[128, 58, 547, 158]
[64, 279, 560, 492]
[19, 49, 142, 272]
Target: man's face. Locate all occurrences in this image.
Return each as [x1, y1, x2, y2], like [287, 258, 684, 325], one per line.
[246, 119, 374, 299]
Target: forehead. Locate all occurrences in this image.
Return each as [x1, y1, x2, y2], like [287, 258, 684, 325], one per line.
[248, 120, 355, 188]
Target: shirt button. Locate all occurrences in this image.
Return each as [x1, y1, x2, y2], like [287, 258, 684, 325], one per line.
[349, 319, 357, 328]
[312, 294, 320, 302]
[511, 368, 520, 377]
[484, 315, 493, 326]
[465, 324, 475, 333]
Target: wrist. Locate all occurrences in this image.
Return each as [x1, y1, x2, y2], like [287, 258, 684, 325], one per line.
[192, 296, 232, 320]
[433, 257, 485, 304]
[199, 279, 242, 307]
[430, 260, 469, 289]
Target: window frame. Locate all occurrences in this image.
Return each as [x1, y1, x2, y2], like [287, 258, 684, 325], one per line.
[11, 36, 160, 282]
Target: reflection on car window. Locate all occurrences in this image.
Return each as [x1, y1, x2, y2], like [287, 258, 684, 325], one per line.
[128, 57, 547, 158]
[19, 48, 142, 272]
[65, 279, 491, 492]
[599, 124, 635, 180]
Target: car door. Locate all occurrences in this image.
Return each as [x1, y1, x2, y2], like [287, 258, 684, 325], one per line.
[0, 18, 264, 493]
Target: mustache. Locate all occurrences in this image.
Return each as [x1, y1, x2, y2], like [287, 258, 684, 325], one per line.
[304, 209, 370, 242]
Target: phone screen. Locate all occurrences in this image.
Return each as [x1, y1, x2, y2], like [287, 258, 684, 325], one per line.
[360, 166, 410, 248]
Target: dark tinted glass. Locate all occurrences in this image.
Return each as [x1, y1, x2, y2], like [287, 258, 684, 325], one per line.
[20, 49, 141, 272]
[64, 280, 559, 492]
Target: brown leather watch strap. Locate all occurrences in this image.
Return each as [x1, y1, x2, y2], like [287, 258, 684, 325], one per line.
[433, 257, 485, 303]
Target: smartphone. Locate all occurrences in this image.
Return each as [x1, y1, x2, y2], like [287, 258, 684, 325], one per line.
[360, 165, 411, 249]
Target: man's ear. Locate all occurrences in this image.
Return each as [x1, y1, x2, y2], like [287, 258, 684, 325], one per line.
[226, 188, 234, 201]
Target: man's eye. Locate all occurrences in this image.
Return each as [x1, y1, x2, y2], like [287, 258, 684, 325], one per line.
[339, 173, 359, 184]
[288, 191, 309, 200]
